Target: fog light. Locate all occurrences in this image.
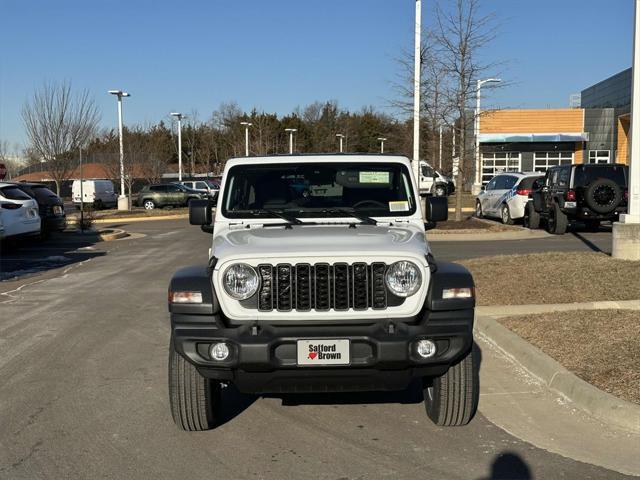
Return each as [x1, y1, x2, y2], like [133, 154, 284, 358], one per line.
[210, 342, 230, 361]
[416, 339, 437, 359]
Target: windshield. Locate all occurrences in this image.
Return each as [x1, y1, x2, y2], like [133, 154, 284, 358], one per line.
[222, 162, 416, 219]
[575, 165, 627, 187]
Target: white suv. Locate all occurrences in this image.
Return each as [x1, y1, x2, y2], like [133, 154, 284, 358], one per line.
[167, 154, 479, 431]
[475, 172, 543, 224]
[0, 182, 41, 240]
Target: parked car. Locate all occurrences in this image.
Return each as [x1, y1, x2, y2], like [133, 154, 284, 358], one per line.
[176, 179, 219, 199]
[168, 154, 477, 432]
[14, 182, 66, 235]
[419, 161, 455, 197]
[475, 172, 543, 224]
[137, 183, 206, 210]
[525, 163, 628, 234]
[72, 180, 118, 209]
[0, 182, 41, 242]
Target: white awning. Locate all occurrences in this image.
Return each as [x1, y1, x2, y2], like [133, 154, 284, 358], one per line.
[479, 132, 589, 143]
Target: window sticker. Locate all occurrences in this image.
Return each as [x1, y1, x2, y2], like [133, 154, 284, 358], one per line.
[359, 171, 390, 183]
[388, 201, 409, 212]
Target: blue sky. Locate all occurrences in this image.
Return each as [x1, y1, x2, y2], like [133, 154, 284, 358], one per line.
[0, 0, 634, 149]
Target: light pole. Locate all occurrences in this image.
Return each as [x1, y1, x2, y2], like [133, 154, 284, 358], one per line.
[285, 128, 297, 154]
[170, 112, 186, 181]
[377, 137, 387, 154]
[612, 0, 640, 259]
[472, 78, 501, 194]
[438, 125, 443, 170]
[108, 89, 130, 210]
[413, 0, 422, 188]
[336, 133, 345, 153]
[240, 121, 252, 156]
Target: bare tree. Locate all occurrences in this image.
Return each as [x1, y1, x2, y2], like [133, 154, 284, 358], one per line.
[22, 81, 100, 194]
[433, 0, 500, 221]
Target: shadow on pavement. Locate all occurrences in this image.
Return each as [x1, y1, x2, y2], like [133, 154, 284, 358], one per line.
[571, 231, 606, 253]
[0, 231, 106, 282]
[215, 384, 258, 427]
[477, 451, 532, 480]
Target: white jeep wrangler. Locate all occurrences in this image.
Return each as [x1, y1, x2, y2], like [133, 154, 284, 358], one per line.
[168, 154, 478, 430]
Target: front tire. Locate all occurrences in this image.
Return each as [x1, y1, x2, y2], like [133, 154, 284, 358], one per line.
[475, 201, 483, 219]
[168, 338, 219, 431]
[434, 185, 447, 197]
[424, 346, 479, 426]
[523, 202, 540, 229]
[143, 199, 155, 210]
[546, 202, 568, 235]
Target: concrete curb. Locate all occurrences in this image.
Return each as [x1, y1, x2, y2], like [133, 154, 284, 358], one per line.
[428, 229, 550, 242]
[98, 229, 129, 241]
[92, 214, 188, 224]
[477, 299, 640, 317]
[475, 313, 640, 434]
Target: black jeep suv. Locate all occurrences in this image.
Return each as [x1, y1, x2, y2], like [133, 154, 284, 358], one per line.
[525, 163, 628, 234]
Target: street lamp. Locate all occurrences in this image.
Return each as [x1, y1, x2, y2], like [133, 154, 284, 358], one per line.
[336, 133, 345, 153]
[377, 137, 387, 154]
[170, 112, 186, 181]
[108, 89, 130, 211]
[413, 0, 422, 190]
[285, 128, 297, 154]
[612, 0, 640, 259]
[240, 121, 252, 157]
[472, 78, 501, 194]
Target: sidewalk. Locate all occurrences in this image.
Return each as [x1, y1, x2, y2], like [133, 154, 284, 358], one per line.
[476, 332, 640, 476]
[476, 299, 640, 439]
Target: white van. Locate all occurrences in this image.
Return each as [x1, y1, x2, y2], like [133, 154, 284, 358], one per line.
[419, 161, 455, 197]
[72, 180, 117, 209]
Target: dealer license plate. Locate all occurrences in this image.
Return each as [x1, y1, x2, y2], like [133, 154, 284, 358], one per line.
[297, 339, 350, 366]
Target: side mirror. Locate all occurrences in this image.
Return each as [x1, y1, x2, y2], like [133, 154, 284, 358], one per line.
[426, 196, 448, 223]
[189, 199, 212, 226]
[480, 185, 486, 192]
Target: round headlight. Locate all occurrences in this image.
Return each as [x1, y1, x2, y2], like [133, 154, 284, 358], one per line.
[385, 261, 422, 297]
[222, 263, 259, 300]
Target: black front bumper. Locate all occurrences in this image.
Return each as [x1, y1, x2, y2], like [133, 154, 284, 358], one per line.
[171, 309, 473, 394]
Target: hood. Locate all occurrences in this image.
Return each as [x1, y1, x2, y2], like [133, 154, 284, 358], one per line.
[212, 224, 427, 262]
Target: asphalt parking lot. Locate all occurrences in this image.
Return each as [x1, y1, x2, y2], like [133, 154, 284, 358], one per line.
[0, 219, 633, 480]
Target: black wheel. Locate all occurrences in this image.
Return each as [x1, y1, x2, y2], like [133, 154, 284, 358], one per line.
[475, 201, 483, 219]
[546, 202, 568, 235]
[584, 179, 622, 214]
[523, 202, 540, 229]
[168, 337, 219, 431]
[500, 204, 514, 225]
[143, 199, 155, 210]
[94, 200, 104, 210]
[424, 346, 479, 426]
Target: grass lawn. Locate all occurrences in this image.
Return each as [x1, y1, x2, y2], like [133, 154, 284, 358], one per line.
[499, 310, 640, 405]
[460, 252, 640, 306]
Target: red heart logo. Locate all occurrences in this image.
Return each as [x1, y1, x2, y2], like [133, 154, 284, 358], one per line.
[308, 352, 317, 359]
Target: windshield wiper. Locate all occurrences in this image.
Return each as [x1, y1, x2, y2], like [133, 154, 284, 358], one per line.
[250, 208, 304, 227]
[322, 208, 377, 225]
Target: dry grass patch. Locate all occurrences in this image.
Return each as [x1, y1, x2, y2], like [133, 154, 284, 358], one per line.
[499, 310, 640, 404]
[460, 252, 640, 306]
[433, 215, 518, 233]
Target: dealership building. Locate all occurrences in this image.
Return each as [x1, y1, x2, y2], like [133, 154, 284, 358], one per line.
[477, 68, 631, 184]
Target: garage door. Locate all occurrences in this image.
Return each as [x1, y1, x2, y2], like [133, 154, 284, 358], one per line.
[481, 152, 521, 184]
[534, 152, 573, 172]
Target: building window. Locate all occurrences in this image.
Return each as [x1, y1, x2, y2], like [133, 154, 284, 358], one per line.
[481, 152, 521, 184]
[588, 150, 610, 164]
[534, 152, 573, 172]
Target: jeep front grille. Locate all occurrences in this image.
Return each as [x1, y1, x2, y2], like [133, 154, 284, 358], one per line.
[257, 263, 388, 312]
